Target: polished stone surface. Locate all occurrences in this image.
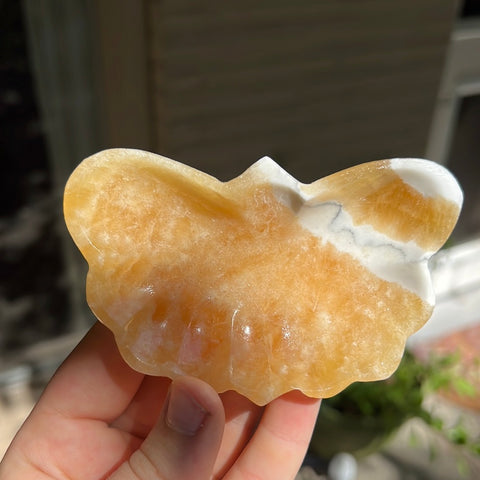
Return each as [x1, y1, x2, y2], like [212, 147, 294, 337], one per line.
[63, 149, 462, 404]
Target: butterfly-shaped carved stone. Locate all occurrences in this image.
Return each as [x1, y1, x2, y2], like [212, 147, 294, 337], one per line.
[64, 149, 462, 405]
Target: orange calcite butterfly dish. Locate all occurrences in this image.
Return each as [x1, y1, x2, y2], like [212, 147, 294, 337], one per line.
[64, 149, 462, 405]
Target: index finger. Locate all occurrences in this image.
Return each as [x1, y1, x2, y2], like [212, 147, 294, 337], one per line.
[37, 322, 145, 422]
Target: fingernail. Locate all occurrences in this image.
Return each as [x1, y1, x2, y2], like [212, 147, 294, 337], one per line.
[165, 384, 208, 436]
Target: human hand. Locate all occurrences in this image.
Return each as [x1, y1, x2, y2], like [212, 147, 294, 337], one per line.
[0, 322, 320, 479]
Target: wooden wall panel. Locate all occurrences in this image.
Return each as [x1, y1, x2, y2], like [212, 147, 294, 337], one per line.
[146, 0, 456, 181]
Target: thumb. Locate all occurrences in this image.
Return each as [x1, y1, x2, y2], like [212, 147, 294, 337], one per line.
[110, 376, 225, 480]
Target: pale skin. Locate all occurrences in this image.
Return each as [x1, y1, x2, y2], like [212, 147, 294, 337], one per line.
[0, 322, 321, 480]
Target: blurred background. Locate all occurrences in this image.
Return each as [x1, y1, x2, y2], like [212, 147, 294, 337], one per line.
[1, 0, 480, 477]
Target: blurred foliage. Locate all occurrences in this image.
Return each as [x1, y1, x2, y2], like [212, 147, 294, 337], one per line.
[319, 350, 480, 459]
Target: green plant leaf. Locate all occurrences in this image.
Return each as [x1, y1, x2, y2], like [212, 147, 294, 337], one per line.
[451, 377, 476, 397]
[448, 425, 468, 445]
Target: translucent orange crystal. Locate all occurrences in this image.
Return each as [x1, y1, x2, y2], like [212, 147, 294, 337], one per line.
[64, 149, 462, 405]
